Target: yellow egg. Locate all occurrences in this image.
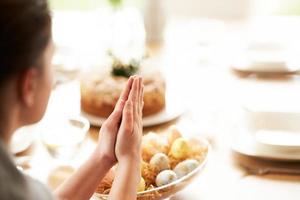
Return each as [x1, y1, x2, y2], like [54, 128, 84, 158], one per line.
[167, 126, 182, 146]
[137, 177, 146, 192]
[170, 138, 189, 159]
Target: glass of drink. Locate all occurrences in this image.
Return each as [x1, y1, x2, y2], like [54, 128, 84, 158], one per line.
[40, 116, 90, 161]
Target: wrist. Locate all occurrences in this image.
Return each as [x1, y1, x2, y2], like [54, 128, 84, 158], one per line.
[116, 157, 141, 185]
[90, 149, 116, 169]
[118, 155, 141, 167]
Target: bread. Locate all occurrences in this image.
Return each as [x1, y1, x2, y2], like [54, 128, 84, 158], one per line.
[80, 70, 166, 118]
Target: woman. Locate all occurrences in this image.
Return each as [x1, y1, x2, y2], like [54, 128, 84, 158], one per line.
[0, 0, 144, 200]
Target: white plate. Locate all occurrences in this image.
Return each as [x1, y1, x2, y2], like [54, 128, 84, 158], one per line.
[232, 130, 300, 161]
[232, 42, 300, 73]
[10, 125, 37, 154]
[255, 130, 300, 152]
[231, 108, 300, 161]
[81, 99, 185, 127]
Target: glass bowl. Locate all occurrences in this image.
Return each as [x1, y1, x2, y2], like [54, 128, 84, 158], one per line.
[40, 116, 90, 160]
[93, 138, 210, 200]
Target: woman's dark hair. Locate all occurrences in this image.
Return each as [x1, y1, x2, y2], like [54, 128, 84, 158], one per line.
[0, 0, 52, 85]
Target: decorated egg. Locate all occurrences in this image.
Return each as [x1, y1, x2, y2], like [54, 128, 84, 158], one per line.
[173, 159, 199, 178]
[170, 138, 189, 159]
[155, 170, 178, 187]
[150, 153, 170, 172]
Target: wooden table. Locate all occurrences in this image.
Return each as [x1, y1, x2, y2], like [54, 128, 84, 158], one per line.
[19, 15, 300, 200]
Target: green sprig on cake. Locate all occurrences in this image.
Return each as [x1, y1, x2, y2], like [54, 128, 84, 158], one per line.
[108, 51, 141, 78]
[111, 59, 140, 78]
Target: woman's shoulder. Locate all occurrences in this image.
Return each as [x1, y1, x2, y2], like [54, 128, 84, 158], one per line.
[25, 175, 55, 200]
[0, 141, 54, 200]
[0, 140, 28, 199]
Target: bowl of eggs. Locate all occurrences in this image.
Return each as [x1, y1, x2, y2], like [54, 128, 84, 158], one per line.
[93, 126, 210, 200]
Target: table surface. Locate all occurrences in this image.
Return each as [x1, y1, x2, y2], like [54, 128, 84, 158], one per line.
[18, 15, 300, 200]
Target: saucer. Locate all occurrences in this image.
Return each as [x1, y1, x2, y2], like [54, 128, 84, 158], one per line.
[255, 130, 300, 153]
[232, 130, 300, 161]
[231, 108, 300, 161]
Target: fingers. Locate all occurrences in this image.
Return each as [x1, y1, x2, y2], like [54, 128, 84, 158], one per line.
[107, 76, 134, 121]
[136, 77, 143, 124]
[120, 100, 133, 134]
[128, 76, 139, 120]
[135, 78, 141, 121]
[135, 77, 143, 131]
[137, 77, 141, 115]
[139, 80, 144, 117]
[117, 76, 142, 136]
[119, 76, 140, 134]
[119, 76, 134, 102]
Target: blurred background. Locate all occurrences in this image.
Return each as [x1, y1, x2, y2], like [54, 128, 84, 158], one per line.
[50, 0, 300, 71]
[49, 0, 299, 16]
[49, 0, 300, 143]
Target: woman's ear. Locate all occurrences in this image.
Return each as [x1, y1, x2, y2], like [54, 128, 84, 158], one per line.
[18, 68, 39, 107]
